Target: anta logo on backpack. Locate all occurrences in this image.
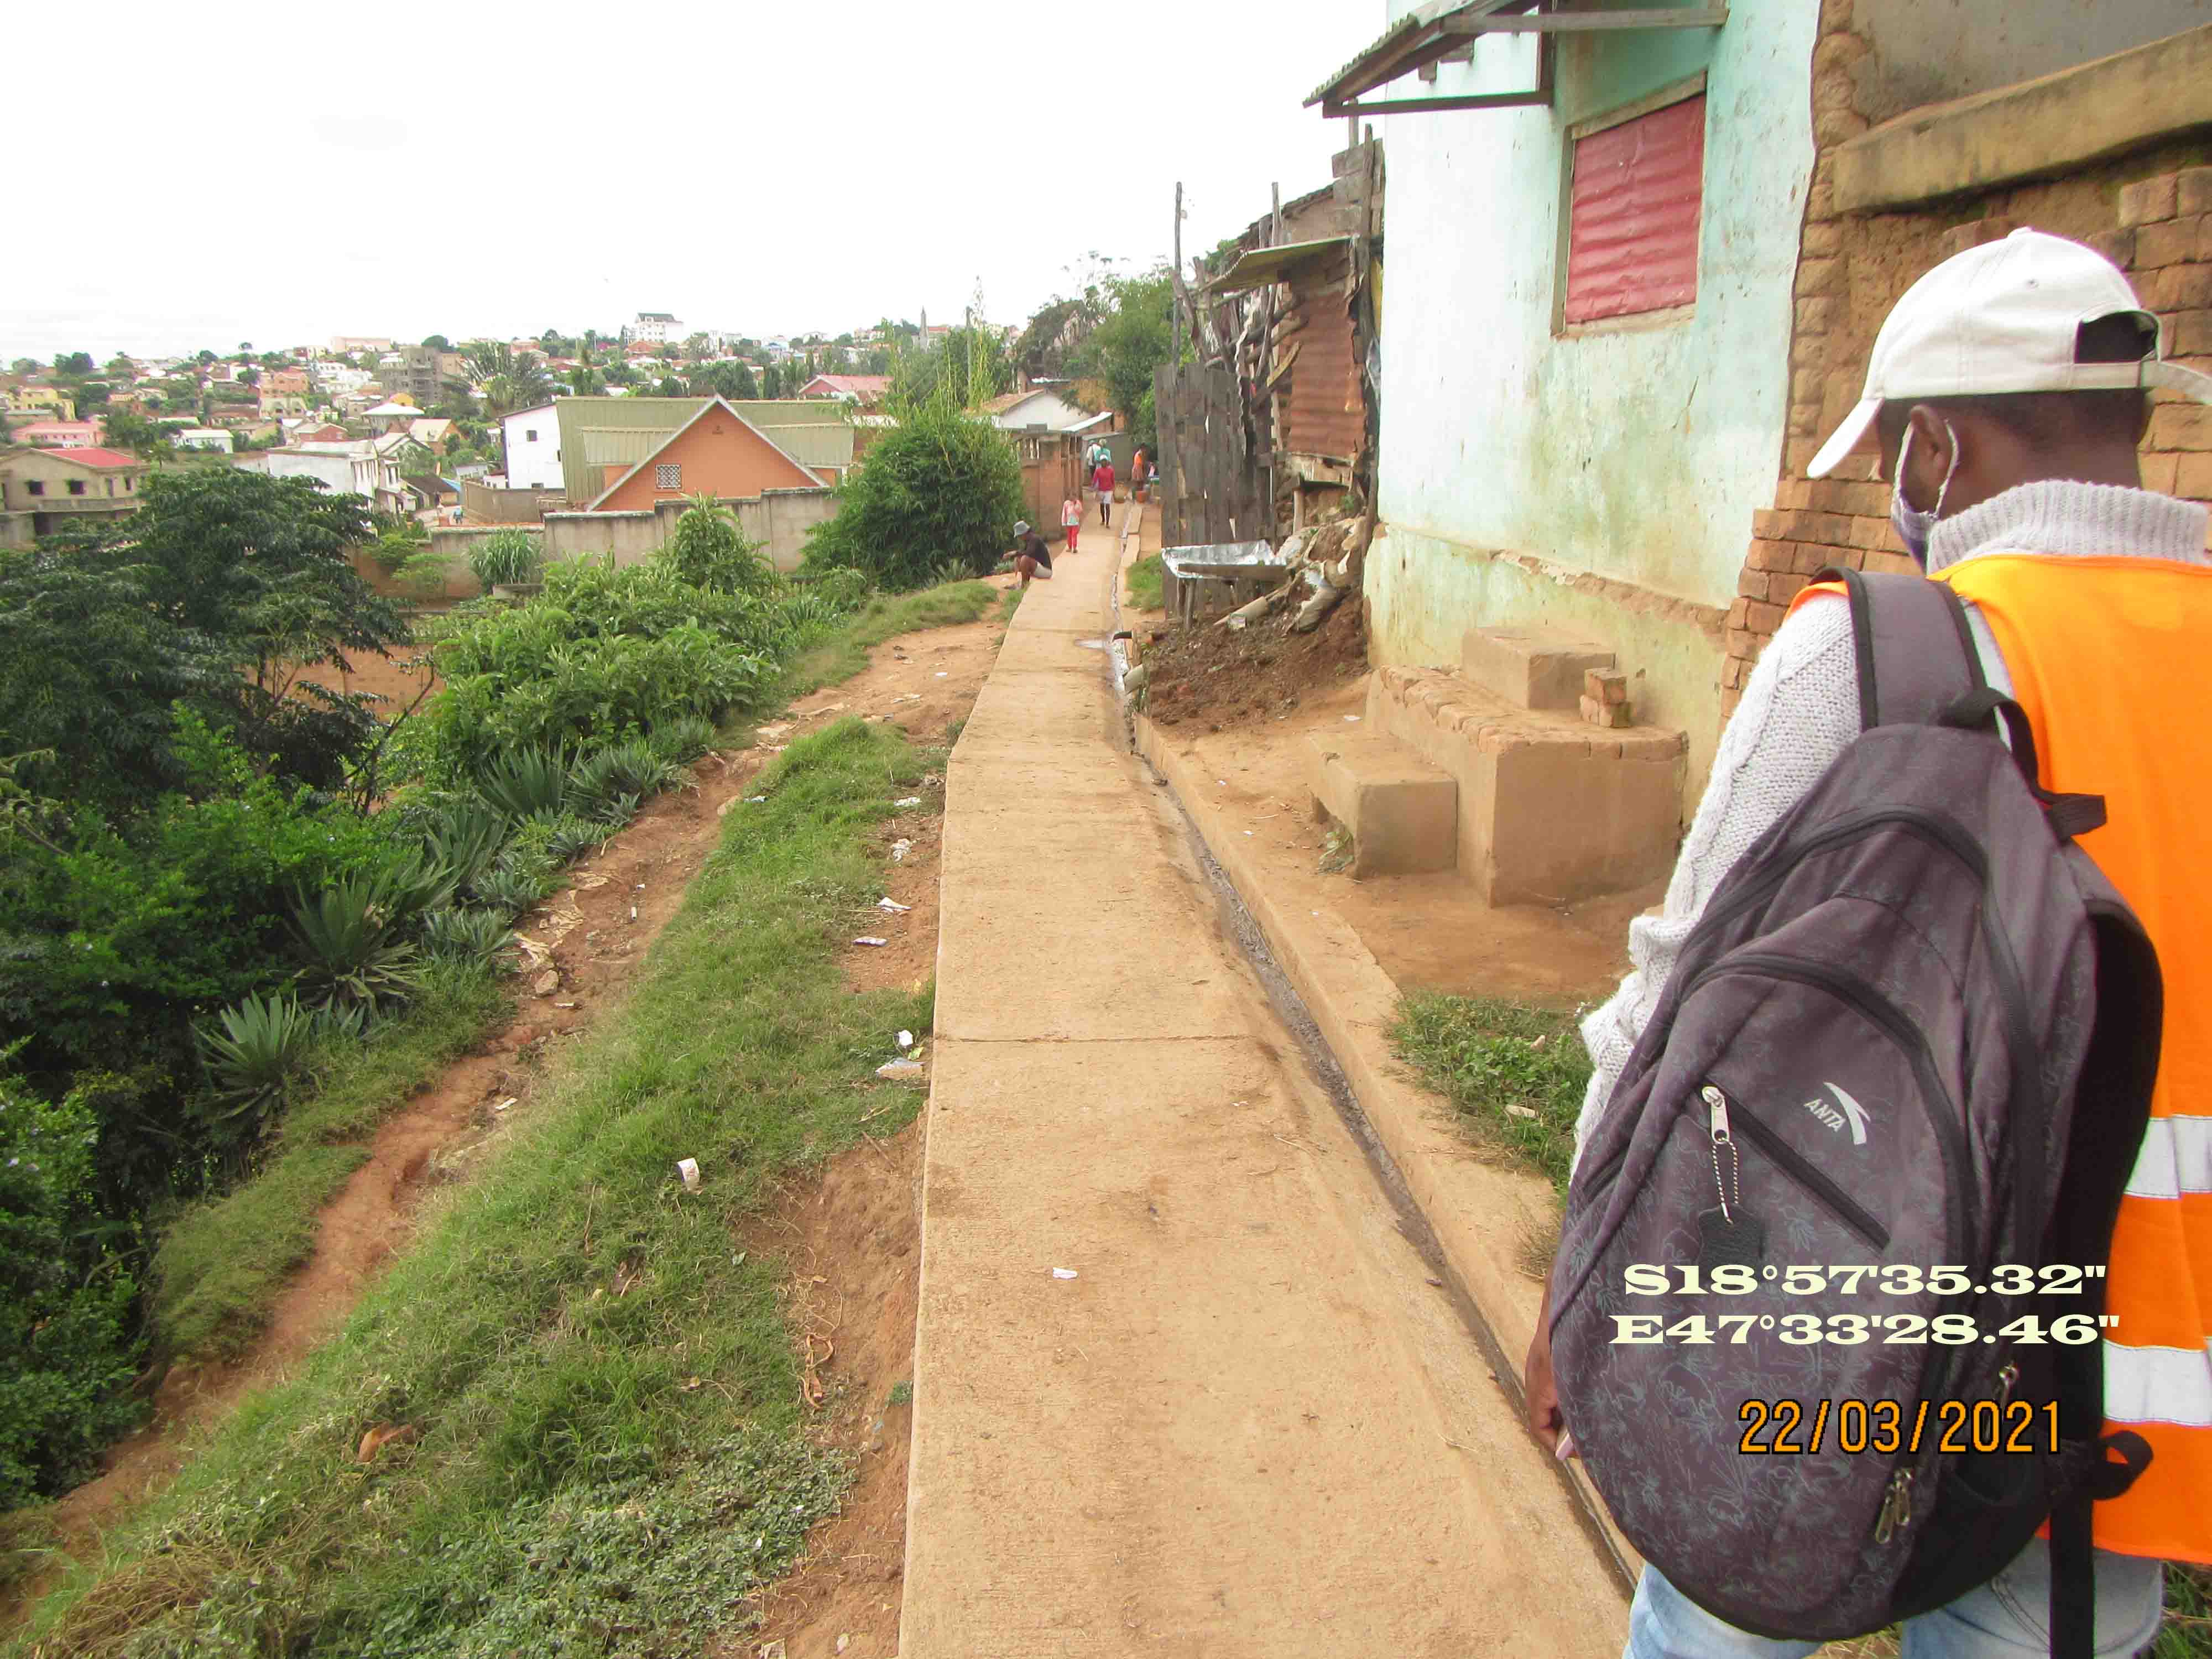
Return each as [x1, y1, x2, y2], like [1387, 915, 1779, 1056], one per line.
[1548, 570, 2162, 1655]
[1801, 1082, 1873, 1145]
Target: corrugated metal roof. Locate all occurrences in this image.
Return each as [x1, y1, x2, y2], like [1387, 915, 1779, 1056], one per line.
[553, 398, 854, 499]
[1208, 237, 1355, 296]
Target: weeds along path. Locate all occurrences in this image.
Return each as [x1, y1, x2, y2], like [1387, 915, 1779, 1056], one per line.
[3, 586, 1017, 1646]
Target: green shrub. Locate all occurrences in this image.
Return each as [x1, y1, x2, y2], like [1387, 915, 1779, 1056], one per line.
[0, 1066, 144, 1507]
[467, 528, 543, 591]
[800, 399, 1024, 590]
[655, 495, 776, 597]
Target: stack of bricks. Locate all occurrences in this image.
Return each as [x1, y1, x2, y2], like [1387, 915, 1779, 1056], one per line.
[1719, 0, 2212, 721]
[1580, 669, 1632, 729]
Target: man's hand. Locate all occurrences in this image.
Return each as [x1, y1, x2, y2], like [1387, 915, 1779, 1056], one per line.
[1525, 1291, 1567, 1454]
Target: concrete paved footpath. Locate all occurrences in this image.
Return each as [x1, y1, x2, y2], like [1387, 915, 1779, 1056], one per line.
[901, 511, 1625, 1657]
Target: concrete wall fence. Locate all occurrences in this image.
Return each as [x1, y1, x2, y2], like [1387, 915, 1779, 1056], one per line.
[463, 481, 565, 523]
[542, 486, 837, 573]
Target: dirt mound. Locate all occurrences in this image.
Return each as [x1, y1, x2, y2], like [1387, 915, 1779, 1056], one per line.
[1141, 591, 1368, 731]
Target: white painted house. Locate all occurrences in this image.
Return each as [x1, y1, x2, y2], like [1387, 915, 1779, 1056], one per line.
[500, 404, 564, 490]
[985, 387, 1099, 434]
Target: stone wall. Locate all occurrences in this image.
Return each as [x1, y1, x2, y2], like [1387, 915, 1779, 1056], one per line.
[1721, 2, 2212, 718]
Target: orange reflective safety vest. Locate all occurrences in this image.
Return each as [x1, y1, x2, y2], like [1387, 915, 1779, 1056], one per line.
[1793, 556, 2212, 1562]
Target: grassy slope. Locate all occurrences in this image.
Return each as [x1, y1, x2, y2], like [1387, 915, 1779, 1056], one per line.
[773, 578, 1000, 703]
[15, 719, 936, 1658]
[150, 965, 508, 1363]
[152, 577, 1001, 1369]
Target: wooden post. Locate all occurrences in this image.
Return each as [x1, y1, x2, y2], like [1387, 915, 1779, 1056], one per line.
[1172, 182, 1185, 367]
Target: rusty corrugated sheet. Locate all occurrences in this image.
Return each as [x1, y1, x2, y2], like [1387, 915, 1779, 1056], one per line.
[1285, 250, 1360, 461]
[1564, 93, 1705, 326]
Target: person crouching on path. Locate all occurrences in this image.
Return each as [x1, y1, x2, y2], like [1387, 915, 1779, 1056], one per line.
[1010, 520, 1053, 591]
[1092, 457, 1115, 527]
[1062, 493, 1082, 557]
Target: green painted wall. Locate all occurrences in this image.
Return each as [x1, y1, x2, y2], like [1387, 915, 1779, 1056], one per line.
[1369, 0, 1818, 803]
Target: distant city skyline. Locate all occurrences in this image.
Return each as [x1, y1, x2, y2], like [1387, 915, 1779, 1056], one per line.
[1, 0, 1371, 363]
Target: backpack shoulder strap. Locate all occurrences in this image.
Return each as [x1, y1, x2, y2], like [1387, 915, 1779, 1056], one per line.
[1815, 566, 1985, 731]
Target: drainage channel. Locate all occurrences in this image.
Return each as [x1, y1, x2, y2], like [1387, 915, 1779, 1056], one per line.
[1098, 524, 1637, 1593]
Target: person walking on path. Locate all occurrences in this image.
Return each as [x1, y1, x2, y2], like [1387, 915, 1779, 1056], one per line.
[1530, 228, 2212, 1658]
[1061, 493, 1082, 557]
[1091, 457, 1115, 528]
[1131, 447, 1150, 503]
[1008, 519, 1054, 591]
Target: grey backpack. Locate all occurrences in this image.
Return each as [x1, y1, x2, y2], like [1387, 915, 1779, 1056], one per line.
[1550, 570, 2163, 1654]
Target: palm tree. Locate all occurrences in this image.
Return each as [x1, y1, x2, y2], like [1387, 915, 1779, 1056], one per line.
[566, 363, 605, 397]
[462, 343, 554, 418]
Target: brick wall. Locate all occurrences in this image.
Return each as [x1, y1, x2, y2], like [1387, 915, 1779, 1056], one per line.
[1721, 0, 2212, 718]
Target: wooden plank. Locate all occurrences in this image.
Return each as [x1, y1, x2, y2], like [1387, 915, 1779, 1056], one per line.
[1326, 88, 1548, 116]
[1444, 6, 1725, 32]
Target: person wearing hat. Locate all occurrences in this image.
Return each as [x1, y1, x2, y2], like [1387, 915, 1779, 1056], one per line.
[1526, 229, 2212, 1657]
[1008, 518, 1054, 591]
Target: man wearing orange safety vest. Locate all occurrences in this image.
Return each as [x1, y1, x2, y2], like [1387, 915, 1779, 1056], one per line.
[1533, 230, 2212, 1656]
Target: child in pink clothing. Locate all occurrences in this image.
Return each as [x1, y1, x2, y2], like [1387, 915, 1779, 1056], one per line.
[1061, 495, 1082, 555]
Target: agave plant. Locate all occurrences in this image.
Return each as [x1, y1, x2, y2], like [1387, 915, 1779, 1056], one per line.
[426, 799, 509, 891]
[371, 845, 459, 925]
[567, 743, 672, 821]
[289, 880, 428, 1014]
[476, 747, 571, 822]
[421, 905, 518, 967]
[647, 717, 716, 765]
[538, 813, 613, 864]
[472, 847, 560, 917]
[196, 991, 320, 1139]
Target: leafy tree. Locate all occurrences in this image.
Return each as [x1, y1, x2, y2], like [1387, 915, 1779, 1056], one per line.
[801, 399, 1022, 590]
[566, 363, 604, 396]
[0, 1061, 145, 1506]
[236, 342, 253, 360]
[54, 351, 95, 377]
[762, 363, 784, 399]
[103, 354, 136, 382]
[656, 374, 688, 398]
[1070, 265, 1173, 446]
[8, 358, 37, 375]
[103, 410, 178, 457]
[1, 469, 405, 804]
[422, 333, 451, 350]
[461, 342, 554, 418]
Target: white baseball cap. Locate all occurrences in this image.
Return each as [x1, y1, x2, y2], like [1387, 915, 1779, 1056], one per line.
[1808, 227, 2212, 477]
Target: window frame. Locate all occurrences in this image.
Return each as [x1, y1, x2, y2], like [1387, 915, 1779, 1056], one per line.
[1553, 72, 1709, 339]
[654, 462, 681, 490]
[66, 479, 87, 496]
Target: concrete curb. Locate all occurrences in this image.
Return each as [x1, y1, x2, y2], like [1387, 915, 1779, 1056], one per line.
[1109, 547, 1636, 1584]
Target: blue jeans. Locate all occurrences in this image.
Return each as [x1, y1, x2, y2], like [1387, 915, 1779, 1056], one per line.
[1625, 1543, 2164, 1658]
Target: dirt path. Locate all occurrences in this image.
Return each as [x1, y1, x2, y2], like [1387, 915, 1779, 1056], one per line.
[6, 596, 1019, 1632]
[900, 510, 1626, 1655]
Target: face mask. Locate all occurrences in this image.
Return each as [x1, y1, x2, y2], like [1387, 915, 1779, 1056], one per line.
[1890, 421, 1960, 566]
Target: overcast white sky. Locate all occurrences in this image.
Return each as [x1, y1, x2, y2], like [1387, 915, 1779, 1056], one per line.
[1, 1, 1384, 362]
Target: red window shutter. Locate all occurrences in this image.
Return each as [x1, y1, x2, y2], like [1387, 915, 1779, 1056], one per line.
[1564, 94, 1705, 326]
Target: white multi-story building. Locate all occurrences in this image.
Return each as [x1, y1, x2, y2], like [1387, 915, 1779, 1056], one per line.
[632, 311, 681, 345]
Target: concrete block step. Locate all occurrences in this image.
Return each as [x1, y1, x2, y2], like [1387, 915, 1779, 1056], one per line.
[1303, 730, 1457, 878]
[1460, 625, 1616, 712]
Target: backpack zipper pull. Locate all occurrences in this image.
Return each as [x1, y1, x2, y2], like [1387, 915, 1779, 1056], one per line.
[1703, 1084, 1740, 1224]
[1996, 1363, 2018, 1408]
[1874, 1469, 1915, 1544]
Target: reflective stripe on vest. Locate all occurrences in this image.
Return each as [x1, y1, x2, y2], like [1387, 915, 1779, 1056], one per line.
[1791, 559, 2212, 1561]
